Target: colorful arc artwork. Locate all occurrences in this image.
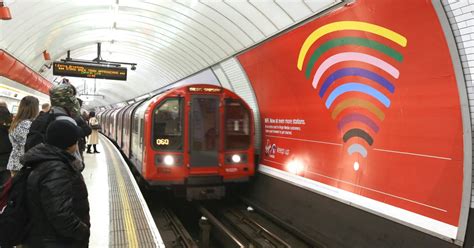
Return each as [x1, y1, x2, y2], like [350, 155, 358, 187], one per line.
[297, 21, 407, 161]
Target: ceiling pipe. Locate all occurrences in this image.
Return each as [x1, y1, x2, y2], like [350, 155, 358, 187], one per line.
[0, 49, 52, 95]
[0, 1, 12, 20]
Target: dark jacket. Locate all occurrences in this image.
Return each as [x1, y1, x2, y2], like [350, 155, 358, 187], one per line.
[74, 116, 92, 153]
[0, 125, 12, 171]
[26, 107, 91, 153]
[21, 144, 90, 248]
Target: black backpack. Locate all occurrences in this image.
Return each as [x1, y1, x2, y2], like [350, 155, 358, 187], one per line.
[0, 167, 33, 246]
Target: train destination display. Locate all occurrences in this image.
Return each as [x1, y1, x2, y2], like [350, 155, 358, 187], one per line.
[53, 62, 127, 80]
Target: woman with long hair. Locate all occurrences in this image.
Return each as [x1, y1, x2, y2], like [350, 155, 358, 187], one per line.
[7, 96, 39, 174]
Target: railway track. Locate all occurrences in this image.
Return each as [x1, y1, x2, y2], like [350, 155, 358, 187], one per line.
[197, 203, 312, 248]
[144, 186, 316, 248]
[154, 207, 198, 248]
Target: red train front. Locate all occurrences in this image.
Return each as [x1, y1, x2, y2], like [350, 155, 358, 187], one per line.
[99, 84, 255, 200]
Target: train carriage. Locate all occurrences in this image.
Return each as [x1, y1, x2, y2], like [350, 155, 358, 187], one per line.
[99, 84, 255, 200]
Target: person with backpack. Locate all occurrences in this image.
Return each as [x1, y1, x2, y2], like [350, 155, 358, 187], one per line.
[7, 96, 39, 175]
[25, 80, 82, 152]
[25, 79, 89, 171]
[21, 120, 90, 247]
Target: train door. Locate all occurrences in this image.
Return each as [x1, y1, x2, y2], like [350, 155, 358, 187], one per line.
[189, 95, 219, 167]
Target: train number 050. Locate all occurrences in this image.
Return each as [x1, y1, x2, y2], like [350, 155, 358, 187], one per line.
[156, 139, 170, 145]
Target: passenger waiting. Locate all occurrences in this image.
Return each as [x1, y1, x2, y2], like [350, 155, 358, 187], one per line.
[21, 120, 90, 248]
[86, 112, 100, 154]
[0, 104, 12, 173]
[26, 79, 88, 171]
[39, 103, 50, 116]
[7, 96, 39, 176]
[75, 99, 91, 159]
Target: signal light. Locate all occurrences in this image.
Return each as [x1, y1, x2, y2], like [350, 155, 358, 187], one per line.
[0, 2, 11, 20]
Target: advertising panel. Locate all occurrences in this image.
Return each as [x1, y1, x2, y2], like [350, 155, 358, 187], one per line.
[238, 0, 464, 239]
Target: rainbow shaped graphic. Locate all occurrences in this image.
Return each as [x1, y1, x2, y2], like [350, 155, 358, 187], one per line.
[297, 21, 407, 161]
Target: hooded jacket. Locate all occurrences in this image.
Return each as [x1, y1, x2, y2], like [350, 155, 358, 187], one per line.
[25, 106, 86, 171]
[21, 143, 90, 248]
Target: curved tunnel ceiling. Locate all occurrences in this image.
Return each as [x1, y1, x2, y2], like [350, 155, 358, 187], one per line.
[0, 0, 341, 108]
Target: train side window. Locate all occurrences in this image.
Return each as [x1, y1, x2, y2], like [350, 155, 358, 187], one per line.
[133, 114, 139, 134]
[225, 99, 251, 150]
[153, 98, 183, 151]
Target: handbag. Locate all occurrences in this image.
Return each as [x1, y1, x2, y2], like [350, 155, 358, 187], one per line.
[89, 119, 101, 130]
[90, 124, 101, 130]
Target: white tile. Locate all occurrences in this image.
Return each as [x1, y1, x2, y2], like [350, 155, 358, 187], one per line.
[461, 4, 474, 13]
[455, 12, 474, 22]
[457, 21, 468, 29]
[449, 0, 470, 10]
[459, 26, 474, 35]
[464, 40, 474, 48]
[453, 8, 463, 16]
[464, 47, 474, 54]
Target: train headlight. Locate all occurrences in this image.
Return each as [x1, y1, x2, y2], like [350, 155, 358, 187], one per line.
[231, 154, 241, 163]
[164, 155, 175, 166]
[225, 153, 247, 164]
[155, 154, 182, 167]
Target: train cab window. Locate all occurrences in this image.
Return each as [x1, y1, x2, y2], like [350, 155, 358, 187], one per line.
[153, 98, 183, 151]
[225, 100, 251, 150]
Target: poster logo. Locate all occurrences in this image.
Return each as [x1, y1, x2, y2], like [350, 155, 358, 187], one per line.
[264, 139, 277, 158]
[297, 21, 407, 159]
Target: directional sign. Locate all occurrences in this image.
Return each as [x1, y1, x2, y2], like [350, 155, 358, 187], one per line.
[53, 62, 127, 81]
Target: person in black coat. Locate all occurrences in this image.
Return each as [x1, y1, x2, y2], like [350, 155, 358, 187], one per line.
[75, 99, 91, 159]
[21, 120, 90, 248]
[0, 105, 12, 172]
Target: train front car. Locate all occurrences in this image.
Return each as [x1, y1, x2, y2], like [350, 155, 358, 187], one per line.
[141, 84, 255, 200]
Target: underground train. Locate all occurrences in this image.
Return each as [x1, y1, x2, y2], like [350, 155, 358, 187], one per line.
[97, 84, 255, 200]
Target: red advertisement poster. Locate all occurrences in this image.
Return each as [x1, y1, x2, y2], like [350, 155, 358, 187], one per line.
[238, 0, 463, 239]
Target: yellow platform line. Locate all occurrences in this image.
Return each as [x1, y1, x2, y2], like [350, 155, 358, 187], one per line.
[104, 140, 139, 247]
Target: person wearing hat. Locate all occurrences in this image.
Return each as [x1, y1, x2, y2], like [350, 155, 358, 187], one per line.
[25, 79, 82, 152]
[25, 79, 91, 172]
[21, 120, 90, 247]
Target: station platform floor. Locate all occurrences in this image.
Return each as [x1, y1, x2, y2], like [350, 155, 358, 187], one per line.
[82, 135, 165, 247]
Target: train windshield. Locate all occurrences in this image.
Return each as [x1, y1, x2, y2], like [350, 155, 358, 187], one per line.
[153, 98, 183, 151]
[225, 99, 251, 150]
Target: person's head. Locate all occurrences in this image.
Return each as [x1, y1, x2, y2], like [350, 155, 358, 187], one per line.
[49, 79, 80, 117]
[10, 96, 39, 132]
[0, 106, 12, 127]
[0, 101, 7, 108]
[41, 103, 50, 112]
[45, 120, 81, 153]
[89, 111, 96, 118]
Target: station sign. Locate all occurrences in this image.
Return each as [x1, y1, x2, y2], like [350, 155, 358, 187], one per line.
[53, 62, 127, 81]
